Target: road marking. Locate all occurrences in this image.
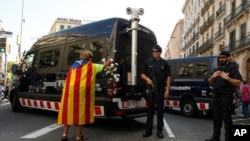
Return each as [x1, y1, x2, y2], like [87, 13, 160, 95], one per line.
[0, 101, 10, 106]
[163, 118, 175, 138]
[21, 123, 63, 138]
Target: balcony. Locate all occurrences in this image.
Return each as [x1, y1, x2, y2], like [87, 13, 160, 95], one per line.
[184, 17, 200, 39]
[216, 4, 226, 19]
[223, 34, 250, 53]
[214, 28, 225, 40]
[201, 0, 215, 16]
[199, 14, 215, 34]
[187, 50, 197, 57]
[224, 2, 250, 27]
[196, 38, 214, 54]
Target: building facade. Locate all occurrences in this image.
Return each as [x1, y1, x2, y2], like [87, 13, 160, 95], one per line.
[182, 0, 250, 80]
[0, 20, 6, 73]
[49, 17, 92, 33]
[164, 19, 184, 59]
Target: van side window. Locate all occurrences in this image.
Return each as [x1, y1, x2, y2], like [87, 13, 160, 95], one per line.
[196, 62, 209, 77]
[90, 41, 104, 63]
[67, 43, 87, 65]
[178, 63, 194, 77]
[39, 49, 60, 68]
[67, 40, 105, 65]
[22, 53, 35, 73]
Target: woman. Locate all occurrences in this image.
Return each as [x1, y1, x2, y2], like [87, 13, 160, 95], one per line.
[57, 50, 111, 141]
[240, 80, 250, 118]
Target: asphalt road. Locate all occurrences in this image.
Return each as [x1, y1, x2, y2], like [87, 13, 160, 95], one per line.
[0, 99, 250, 141]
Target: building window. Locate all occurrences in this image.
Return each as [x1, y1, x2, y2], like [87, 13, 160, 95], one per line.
[240, 23, 246, 38]
[229, 29, 236, 50]
[39, 49, 60, 68]
[60, 25, 65, 30]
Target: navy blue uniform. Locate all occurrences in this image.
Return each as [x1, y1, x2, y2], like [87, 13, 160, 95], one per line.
[211, 61, 242, 141]
[141, 57, 170, 132]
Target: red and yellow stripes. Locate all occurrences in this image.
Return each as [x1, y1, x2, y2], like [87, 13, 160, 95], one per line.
[57, 63, 97, 125]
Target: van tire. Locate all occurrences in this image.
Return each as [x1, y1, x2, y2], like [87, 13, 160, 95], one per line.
[180, 99, 197, 117]
[12, 94, 21, 112]
[164, 107, 172, 112]
[205, 110, 213, 117]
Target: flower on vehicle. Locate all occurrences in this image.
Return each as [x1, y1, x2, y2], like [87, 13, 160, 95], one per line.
[102, 58, 120, 83]
[20, 63, 28, 77]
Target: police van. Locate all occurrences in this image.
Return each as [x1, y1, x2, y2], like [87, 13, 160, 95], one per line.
[165, 56, 218, 117]
[9, 17, 157, 118]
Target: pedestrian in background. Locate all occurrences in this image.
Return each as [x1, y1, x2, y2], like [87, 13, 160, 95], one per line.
[240, 80, 250, 118]
[205, 51, 242, 141]
[0, 73, 5, 99]
[57, 50, 111, 141]
[140, 45, 171, 138]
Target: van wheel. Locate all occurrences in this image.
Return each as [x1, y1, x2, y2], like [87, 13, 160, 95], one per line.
[205, 110, 213, 117]
[180, 99, 197, 117]
[164, 107, 172, 112]
[0, 91, 5, 100]
[12, 94, 22, 112]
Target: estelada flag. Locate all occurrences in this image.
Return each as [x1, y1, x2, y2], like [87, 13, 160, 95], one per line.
[57, 61, 103, 125]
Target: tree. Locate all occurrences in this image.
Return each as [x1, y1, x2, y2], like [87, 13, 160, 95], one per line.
[7, 61, 16, 73]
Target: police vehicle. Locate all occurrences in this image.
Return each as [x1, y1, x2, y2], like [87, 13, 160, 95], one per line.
[165, 56, 218, 117]
[9, 17, 157, 118]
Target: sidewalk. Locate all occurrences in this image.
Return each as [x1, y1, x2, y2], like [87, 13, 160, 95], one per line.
[233, 102, 250, 118]
[0, 98, 8, 104]
[234, 102, 242, 115]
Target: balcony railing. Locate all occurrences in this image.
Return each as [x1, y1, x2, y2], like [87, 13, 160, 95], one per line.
[188, 50, 197, 57]
[223, 34, 250, 52]
[199, 14, 215, 34]
[216, 4, 226, 18]
[214, 28, 225, 39]
[224, 2, 250, 26]
[201, 0, 215, 16]
[196, 38, 214, 54]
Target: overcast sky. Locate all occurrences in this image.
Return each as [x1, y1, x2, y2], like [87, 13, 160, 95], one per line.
[0, 0, 185, 61]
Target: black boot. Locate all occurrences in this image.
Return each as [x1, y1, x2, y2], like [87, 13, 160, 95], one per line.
[142, 131, 152, 137]
[143, 123, 152, 137]
[204, 137, 220, 141]
[157, 130, 163, 138]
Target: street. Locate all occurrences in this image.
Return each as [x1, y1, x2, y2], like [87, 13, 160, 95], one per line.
[0, 99, 250, 141]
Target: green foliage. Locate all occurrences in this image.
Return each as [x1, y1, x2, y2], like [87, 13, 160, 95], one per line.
[7, 61, 16, 72]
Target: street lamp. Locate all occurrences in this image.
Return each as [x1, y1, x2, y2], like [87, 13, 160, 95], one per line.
[126, 7, 144, 86]
[18, 0, 24, 61]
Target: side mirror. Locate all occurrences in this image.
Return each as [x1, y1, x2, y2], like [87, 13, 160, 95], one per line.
[11, 64, 19, 74]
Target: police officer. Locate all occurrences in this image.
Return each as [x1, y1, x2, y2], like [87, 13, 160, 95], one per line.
[205, 51, 242, 141]
[141, 45, 171, 138]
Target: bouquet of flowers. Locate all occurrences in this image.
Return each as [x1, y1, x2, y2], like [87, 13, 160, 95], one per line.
[103, 58, 120, 82]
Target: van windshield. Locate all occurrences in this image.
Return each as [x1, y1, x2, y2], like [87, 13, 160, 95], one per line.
[22, 53, 35, 73]
[66, 39, 106, 66]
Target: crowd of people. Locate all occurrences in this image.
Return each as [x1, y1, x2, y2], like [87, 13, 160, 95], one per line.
[0, 71, 12, 101]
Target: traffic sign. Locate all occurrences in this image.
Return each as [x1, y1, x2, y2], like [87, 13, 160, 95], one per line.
[0, 48, 5, 53]
[0, 31, 12, 37]
[0, 38, 6, 53]
[0, 37, 6, 47]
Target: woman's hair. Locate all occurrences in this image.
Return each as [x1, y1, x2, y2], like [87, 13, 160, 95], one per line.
[79, 50, 93, 61]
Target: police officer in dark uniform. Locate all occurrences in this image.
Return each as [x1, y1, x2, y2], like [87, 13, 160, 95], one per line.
[141, 45, 171, 138]
[205, 51, 242, 141]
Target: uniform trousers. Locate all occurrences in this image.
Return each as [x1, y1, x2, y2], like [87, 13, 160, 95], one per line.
[145, 86, 165, 132]
[212, 94, 233, 141]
